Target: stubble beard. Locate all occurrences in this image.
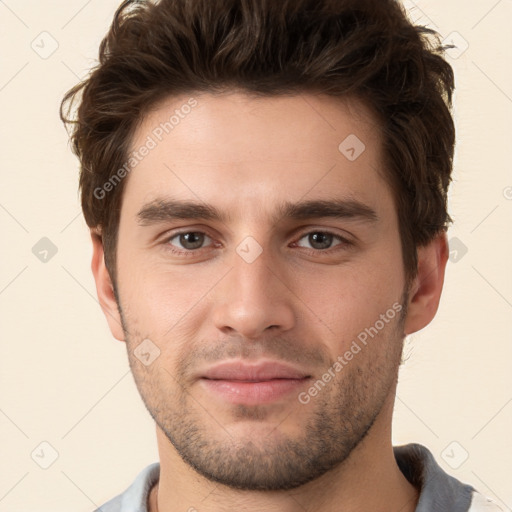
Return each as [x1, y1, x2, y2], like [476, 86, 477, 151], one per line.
[118, 290, 408, 491]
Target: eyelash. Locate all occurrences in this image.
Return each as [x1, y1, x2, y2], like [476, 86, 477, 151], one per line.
[161, 229, 353, 257]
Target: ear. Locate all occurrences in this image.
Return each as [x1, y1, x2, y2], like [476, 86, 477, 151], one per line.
[90, 229, 125, 342]
[403, 231, 449, 335]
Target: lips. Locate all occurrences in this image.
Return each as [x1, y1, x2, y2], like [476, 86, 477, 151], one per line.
[200, 360, 311, 381]
[199, 360, 311, 404]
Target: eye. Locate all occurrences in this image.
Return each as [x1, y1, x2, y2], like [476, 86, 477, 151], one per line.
[167, 231, 213, 251]
[295, 231, 349, 251]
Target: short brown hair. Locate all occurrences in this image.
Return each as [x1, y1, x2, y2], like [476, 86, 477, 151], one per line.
[61, 0, 455, 287]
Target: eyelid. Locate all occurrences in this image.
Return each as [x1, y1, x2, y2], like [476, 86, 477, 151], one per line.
[295, 232, 346, 245]
[159, 224, 215, 241]
[292, 226, 355, 246]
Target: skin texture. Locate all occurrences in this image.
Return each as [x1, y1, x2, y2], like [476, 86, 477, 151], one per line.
[91, 92, 448, 512]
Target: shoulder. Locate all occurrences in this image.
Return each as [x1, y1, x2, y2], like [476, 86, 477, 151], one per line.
[393, 443, 503, 512]
[92, 462, 160, 512]
[468, 492, 505, 512]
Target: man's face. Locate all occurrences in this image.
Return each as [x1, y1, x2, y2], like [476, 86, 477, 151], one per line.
[112, 92, 409, 490]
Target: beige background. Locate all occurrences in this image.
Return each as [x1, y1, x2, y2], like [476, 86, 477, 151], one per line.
[0, 0, 511, 510]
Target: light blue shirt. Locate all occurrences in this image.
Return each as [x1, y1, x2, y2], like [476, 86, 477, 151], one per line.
[93, 443, 503, 512]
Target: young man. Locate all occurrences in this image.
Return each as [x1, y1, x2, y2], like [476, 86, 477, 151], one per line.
[61, 0, 502, 510]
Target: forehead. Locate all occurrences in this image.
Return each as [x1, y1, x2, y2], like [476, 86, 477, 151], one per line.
[122, 91, 391, 219]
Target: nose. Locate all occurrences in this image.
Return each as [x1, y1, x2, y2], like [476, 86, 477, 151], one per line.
[211, 247, 296, 340]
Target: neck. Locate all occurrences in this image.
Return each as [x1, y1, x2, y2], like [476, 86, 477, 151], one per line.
[149, 396, 419, 512]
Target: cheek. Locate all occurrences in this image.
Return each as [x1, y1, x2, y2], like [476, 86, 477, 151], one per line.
[291, 247, 404, 347]
[116, 251, 224, 337]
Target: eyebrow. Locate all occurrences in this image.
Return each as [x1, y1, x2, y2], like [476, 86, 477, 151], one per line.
[136, 197, 379, 226]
